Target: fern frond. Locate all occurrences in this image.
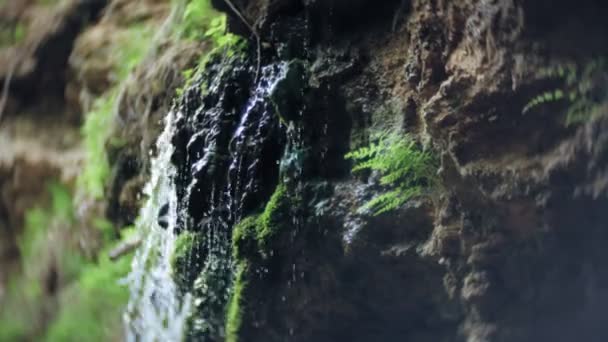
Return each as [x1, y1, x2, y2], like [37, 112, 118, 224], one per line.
[524, 59, 608, 125]
[523, 89, 565, 114]
[347, 132, 438, 215]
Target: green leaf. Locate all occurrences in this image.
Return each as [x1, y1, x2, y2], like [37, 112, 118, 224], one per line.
[347, 132, 438, 215]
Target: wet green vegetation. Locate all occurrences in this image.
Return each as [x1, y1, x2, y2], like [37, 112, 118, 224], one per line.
[346, 132, 439, 215]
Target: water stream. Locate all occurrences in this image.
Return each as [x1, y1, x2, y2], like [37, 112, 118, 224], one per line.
[124, 110, 191, 342]
[124, 60, 289, 341]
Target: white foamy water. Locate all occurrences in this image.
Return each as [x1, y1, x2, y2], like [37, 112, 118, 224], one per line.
[124, 110, 191, 342]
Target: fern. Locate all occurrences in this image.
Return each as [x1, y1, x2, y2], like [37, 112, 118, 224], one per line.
[174, 0, 246, 97]
[346, 132, 438, 215]
[524, 58, 608, 125]
[179, 0, 217, 40]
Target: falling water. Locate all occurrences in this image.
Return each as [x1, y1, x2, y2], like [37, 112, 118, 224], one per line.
[124, 60, 289, 341]
[185, 61, 288, 339]
[227, 62, 287, 220]
[124, 110, 191, 342]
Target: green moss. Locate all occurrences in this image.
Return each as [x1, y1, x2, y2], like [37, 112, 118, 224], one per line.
[13, 23, 26, 43]
[176, 67, 196, 97]
[224, 183, 294, 340]
[0, 276, 41, 341]
[37, 0, 61, 5]
[170, 232, 205, 290]
[186, 252, 232, 340]
[92, 217, 116, 243]
[231, 183, 292, 261]
[256, 183, 290, 253]
[225, 261, 248, 342]
[231, 215, 259, 260]
[0, 183, 70, 339]
[345, 132, 439, 215]
[48, 181, 75, 221]
[178, 0, 216, 40]
[174, 0, 246, 98]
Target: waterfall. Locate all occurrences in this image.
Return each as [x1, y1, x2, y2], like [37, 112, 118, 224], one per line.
[123, 59, 289, 341]
[124, 110, 191, 342]
[226, 62, 288, 221]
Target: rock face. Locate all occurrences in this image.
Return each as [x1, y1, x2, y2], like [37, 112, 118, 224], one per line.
[164, 0, 608, 341]
[2, 0, 608, 341]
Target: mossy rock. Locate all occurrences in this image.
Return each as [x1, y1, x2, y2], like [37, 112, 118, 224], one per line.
[226, 182, 295, 341]
[256, 183, 292, 254]
[231, 182, 293, 261]
[225, 261, 249, 342]
[186, 251, 232, 342]
[171, 232, 206, 291]
[232, 216, 259, 260]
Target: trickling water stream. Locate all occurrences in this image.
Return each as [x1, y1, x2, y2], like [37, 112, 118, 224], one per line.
[227, 62, 288, 221]
[124, 58, 289, 341]
[124, 110, 191, 342]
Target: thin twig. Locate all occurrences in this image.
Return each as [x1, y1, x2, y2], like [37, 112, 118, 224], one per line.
[222, 0, 261, 83]
[109, 237, 142, 261]
[0, 57, 17, 123]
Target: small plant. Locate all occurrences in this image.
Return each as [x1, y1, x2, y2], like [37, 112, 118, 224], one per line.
[178, 0, 243, 49]
[179, 0, 217, 40]
[345, 132, 439, 215]
[524, 59, 608, 126]
[174, 0, 246, 97]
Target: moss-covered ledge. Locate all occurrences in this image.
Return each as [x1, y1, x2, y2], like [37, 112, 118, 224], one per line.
[170, 232, 206, 292]
[226, 181, 296, 341]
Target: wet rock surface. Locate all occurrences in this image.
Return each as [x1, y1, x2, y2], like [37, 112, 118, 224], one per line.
[162, 0, 608, 341]
[2, 0, 608, 341]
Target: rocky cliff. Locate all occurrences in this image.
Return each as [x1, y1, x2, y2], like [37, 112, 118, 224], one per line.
[175, 1, 608, 341]
[1, 0, 608, 341]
